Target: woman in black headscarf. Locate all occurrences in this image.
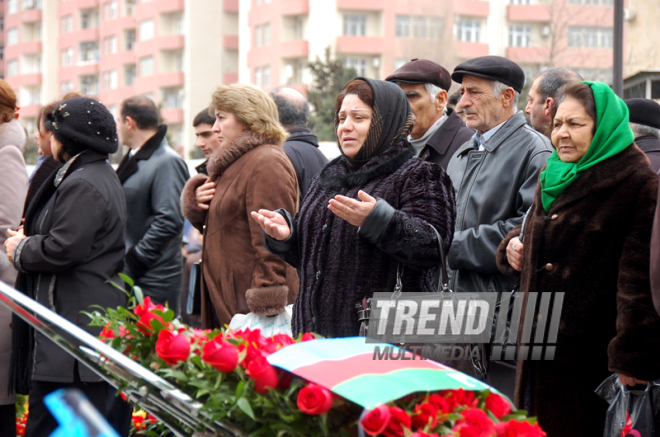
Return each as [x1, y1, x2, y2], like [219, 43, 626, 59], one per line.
[252, 78, 456, 338]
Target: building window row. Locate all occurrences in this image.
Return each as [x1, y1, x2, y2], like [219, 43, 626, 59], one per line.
[568, 0, 613, 5]
[81, 75, 99, 95]
[162, 88, 184, 109]
[568, 27, 613, 48]
[254, 65, 271, 88]
[140, 19, 155, 41]
[254, 23, 271, 47]
[80, 41, 100, 63]
[456, 19, 482, 43]
[7, 28, 18, 46]
[344, 57, 366, 77]
[61, 48, 74, 67]
[81, 9, 99, 30]
[103, 70, 118, 90]
[396, 16, 443, 40]
[104, 1, 118, 20]
[509, 25, 531, 47]
[140, 56, 154, 76]
[61, 15, 73, 34]
[509, 0, 531, 4]
[344, 15, 366, 36]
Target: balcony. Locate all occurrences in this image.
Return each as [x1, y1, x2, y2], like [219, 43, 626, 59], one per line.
[154, 71, 184, 89]
[59, 28, 100, 49]
[281, 39, 308, 58]
[453, 0, 490, 18]
[223, 35, 239, 50]
[19, 41, 42, 53]
[507, 5, 551, 22]
[223, 0, 239, 13]
[455, 41, 489, 59]
[337, 0, 381, 10]
[20, 104, 41, 119]
[506, 46, 550, 65]
[281, 0, 309, 15]
[20, 8, 41, 23]
[135, 0, 183, 20]
[58, 0, 98, 15]
[336, 36, 384, 55]
[134, 34, 184, 58]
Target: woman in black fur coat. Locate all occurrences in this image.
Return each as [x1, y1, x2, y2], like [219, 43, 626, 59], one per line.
[252, 78, 456, 338]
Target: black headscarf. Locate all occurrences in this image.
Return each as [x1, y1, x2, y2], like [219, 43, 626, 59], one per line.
[336, 77, 414, 168]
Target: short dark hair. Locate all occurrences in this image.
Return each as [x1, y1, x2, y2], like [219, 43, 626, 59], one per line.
[193, 107, 215, 127]
[536, 68, 583, 102]
[120, 95, 159, 130]
[447, 91, 462, 108]
[554, 82, 597, 134]
[270, 87, 310, 127]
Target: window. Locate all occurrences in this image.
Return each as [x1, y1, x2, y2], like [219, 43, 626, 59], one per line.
[104, 36, 117, 54]
[0, 16, 4, 31]
[509, 25, 531, 47]
[80, 75, 99, 95]
[344, 57, 366, 76]
[162, 87, 184, 109]
[175, 14, 184, 34]
[263, 23, 271, 45]
[457, 19, 481, 42]
[125, 29, 136, 50]
[412, 17, 427, 38]
[394, 59, 407, 70]
[255, 25, 262, 47]
[140, 56, 154, 76]
[174, 52, 183, 72]
[396, 16, 410, 37]
[263, 65, 271, 87]
[125, 64, 136, 86]
[20, 87, 41, 106]
[79, 41, 99, 63]
[22, 0, 42, 10]
[21, 54, 41, 74]
[570, 0, 613, 4]
[429, 18, 443, 40]
[61, 81, 74, 96]
[61, 48, 74, 67]
[396, 16, 443, 40]
[255, 67, 262, 87]
[125, 0, 136, 16]
[7, 29, 18, 46]
[568, 27, 613, 48]
[103, 70, 118, 89]
[510, 0, 531, 4]
[7, 60, 18, 77]
[8, 0, 18, 14]
[80, 9, 99, 29]
[61, 15, 73, 34]
[344, 15, 366, 36]
[104, 1, 118, 20]
[0, 48, 4, 60]
[140, 19, 154, 41]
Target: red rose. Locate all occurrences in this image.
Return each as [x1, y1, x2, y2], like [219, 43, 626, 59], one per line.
[134, 296, 158, 316]
[360, 405, 391, 436]
[136, 311, 166, 335]
[155, 329, 190, 365]
[300, 332, 315, 342]
[262, 333, 294, 355]
[441, 388, 477, 409]
[454, 425, 480, 437]
[296, 383, 334, 415]
[246, 355, 279, 394]
[239, 343, 266, 368]
[485, 392, 511, 420]
[495, 420, 546, 437]
[453, 408, 496, 437]
[229, 327, 266, 346]
[383, 406, 412, 437]
[100, 324, 115, 341]
[411, 402, 439, 430]
[428, 394, 450, 414]
[202, 337, 239, 372]
[277, 369, 293, 390]
[410, 433, 439, 437]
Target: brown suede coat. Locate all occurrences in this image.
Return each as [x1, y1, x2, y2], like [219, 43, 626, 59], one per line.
[181, 130, 299, 328]
[497, 144, 660, 436]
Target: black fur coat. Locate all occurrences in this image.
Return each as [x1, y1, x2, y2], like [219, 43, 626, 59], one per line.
[497, 144, 660, 435]
[267, 140, 456, 338]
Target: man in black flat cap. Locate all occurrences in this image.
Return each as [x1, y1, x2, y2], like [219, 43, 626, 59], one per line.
[445, 56, 552, 379]
[385, 59, 473, 169]
[625, 98, 660, 172]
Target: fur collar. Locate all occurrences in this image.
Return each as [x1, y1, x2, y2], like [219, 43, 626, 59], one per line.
[206, 130, 274, 180]
[318, 140, 415, 191]
[0, 120, 27, 151]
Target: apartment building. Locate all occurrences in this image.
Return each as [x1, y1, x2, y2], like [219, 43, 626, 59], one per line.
[240, 0, 621, 92]
[5, 0, 239, 156]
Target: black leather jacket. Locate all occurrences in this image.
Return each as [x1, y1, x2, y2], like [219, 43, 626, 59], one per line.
[446, 111, 552, 294]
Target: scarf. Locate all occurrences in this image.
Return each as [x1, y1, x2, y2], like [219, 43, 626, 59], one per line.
[336, 77, 413, 168]
[540, 81, 634, 212]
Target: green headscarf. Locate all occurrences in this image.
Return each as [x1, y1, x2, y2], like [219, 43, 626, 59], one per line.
[539, 81, 634, 212]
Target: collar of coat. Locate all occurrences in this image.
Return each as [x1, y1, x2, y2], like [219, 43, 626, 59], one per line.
[116, 125, 168, 184]
[206, 130, 276, 180]
[544, 143, 651, 212]
[455, 111, 531, 156]
[318, 139, 415, 191]
[424, 108, 470, 156]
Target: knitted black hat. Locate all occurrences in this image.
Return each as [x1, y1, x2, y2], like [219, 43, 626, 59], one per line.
[385, 58, 452, 91]
[625, 98, 660, 130]
[45, 97, 118, 155]
[451, 56, 526, 93]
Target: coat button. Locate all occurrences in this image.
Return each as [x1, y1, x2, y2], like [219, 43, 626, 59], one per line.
[316, 270, 321, 280]
[551, 214, 558, 221]
[545, 263, 553, 271]
[322, 224, 328, 232]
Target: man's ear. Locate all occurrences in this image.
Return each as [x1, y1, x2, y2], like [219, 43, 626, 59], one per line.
[435, 90, 448, 112]
[543, 97, 554, 117]
[501, 87, 517, 109]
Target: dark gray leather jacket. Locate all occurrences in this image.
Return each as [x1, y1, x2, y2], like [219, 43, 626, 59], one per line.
[446, 111, 552, 294]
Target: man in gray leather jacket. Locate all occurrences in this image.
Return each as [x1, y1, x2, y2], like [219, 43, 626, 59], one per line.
[116, 96, 190, 310]
[447, 57, 552, 297]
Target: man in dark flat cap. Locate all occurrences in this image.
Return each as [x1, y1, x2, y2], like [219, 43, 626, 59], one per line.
[445, 56, 552, 378]
[385, 59, 473, 169]
[625, 98, 660, 172]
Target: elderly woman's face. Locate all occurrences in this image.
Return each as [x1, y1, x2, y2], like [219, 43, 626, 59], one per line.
[336, 94, 372, 158]
[212, 109, 246, 148]
[551, 96, 595, 163]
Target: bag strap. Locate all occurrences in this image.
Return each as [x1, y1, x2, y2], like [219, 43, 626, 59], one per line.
[429, 225, 451, 293]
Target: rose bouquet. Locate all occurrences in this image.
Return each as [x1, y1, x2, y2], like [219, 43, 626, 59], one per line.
[87, 284, 546, 437]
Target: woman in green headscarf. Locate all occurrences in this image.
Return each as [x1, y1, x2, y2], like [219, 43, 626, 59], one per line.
[496, 82, 660, 434]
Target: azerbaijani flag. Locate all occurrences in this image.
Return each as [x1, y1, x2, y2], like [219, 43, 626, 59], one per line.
[267, 337, 498, 409]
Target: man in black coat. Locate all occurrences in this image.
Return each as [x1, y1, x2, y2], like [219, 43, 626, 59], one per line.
[386, 59, 474, 169]
[625, 98, 660, 172]
[270, 87, 328, 201]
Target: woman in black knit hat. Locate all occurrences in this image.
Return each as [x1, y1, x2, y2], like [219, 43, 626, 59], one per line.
[4, 97, 127, 437]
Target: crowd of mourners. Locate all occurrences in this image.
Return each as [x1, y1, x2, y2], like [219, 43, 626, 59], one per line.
[0, 54, 659, 436]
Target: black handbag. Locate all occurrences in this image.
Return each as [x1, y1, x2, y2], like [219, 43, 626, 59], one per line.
[186, 261, 202, 315]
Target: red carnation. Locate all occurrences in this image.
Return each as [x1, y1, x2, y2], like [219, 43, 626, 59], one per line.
[411, 402, 439, 430]
[495, 420, 546, 437]
[296, 383, 334, 415]
[360, 405, 391, 436]
[485, 392, 511, 419]
[246, 355, 278, 394]
[202, 337, 239, 373]
[383, 406, 412, 437]
[453, 408, 496, 437]
[155, 329, 190, 365]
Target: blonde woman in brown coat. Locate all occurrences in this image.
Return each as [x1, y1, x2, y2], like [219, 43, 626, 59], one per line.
[181, 84, 299, 329]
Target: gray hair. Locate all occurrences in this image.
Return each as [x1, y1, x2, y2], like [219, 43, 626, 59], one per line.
[424, 83, 443, 102]
[630, 122, 660, 139]
[269, 87, 310, 127]
[492, 81, 520, 109]
[536, 68, 583, 101]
